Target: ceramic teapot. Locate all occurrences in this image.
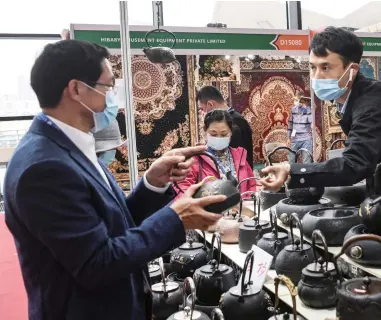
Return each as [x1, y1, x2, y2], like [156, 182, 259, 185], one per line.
[215, 206, 249, 244]
[285, 148, 325, 204]
[268, 275, 306, 319]
[166, 277, 210, 320]
[220, 250, 272, 320]
[170, 231, 209, 278]
[335, 234, 381, 319]
[175, 151, 241, 214]
[297, 230, 339, 309]
[193, 233, 235, 306]
[239, 192, 272, 253]
[359, 194, 381, 235]
[274, 213, 315, 285]
[257, 207, 291, 269]
[152, 257, 184, 320]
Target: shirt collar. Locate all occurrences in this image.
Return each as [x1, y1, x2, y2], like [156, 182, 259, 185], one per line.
[335, 90, 352, 115]
[46, 115, 97, 162]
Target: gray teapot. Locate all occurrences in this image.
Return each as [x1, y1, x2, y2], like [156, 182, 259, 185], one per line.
[142, 27, 177, 64]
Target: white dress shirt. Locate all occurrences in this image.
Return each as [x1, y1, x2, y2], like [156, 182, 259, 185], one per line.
[46, 116, 169, 194]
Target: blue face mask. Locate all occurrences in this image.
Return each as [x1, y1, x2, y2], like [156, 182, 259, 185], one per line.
[311, 65, 354, 101]
[98, 150, 116, 166]
[80, 82, 119, 133]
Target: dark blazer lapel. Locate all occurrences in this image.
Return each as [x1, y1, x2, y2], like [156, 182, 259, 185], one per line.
[29, 117, 122, 209]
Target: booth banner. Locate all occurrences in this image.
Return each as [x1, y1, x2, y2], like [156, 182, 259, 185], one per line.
[71, 24, 310, 55]
[196, 55, 241, 82]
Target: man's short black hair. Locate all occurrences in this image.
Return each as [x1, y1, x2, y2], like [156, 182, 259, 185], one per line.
[310, 26, 363, 66]
[31, 40, 110, 108]
[196, 86, 225, 104]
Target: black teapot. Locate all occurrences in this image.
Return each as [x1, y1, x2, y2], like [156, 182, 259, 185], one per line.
[297, 229, 339, 309]
[359, 194, 381, 235]
[257, 207, 291, 269]
[152, 257, 183, 320]
[269, 275, 306, 319]
[193, 233, 236, 306]
[176, 151, 241, 213]
[142, 23, 177, 64]
[170, 231, 209, 278]
[285, 148, 325, 204]
[149, 259, 162, 284]
[220, 250, 272, 320]
[166, 277, 210, 320]
[211, 308, 225, 319]
[274, 213, 315, 285]
[239, 193, 272, 253]
[335, 234, 381, 320]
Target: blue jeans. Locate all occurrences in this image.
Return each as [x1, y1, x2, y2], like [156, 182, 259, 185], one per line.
[288, 139, 313, 163]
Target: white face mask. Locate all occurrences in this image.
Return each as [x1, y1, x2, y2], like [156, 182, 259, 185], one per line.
[207, 134, 230, 151]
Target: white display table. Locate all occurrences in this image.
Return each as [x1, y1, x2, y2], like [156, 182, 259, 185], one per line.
[198, 204, 338, 320]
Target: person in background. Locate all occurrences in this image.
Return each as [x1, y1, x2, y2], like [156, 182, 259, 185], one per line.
[174, 110, 256, 197]
[197, 86, 254, 169]
[287, 95, 313, 163]
[4, 40, 225, 320]
[94, 119, 126, 166]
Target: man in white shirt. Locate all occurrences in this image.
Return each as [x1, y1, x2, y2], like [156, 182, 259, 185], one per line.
[3, 40, 224, 320]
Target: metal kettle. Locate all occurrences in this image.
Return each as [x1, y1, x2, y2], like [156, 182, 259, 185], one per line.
[170, 231, 209, 278]
[175, 151, 241, 213]
[268, 275, 306, 319]
[284, 148, 324, 205]
[335, 234, 381, 320]
[274, 213, 315, 285]
[193, 233, 236, 306]
[257, 207, 291, 269]
[152, 257, 184, 320]
[239, 192, 272, 253]
[219, 250, 272, 320]
[297, 230, 339, 309]
[166, 277, 210, 320]
[142, 4, 177, 64]
[359, 194, 381, 235]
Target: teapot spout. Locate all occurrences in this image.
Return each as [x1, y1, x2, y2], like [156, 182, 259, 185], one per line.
[226, 171, 238, 187]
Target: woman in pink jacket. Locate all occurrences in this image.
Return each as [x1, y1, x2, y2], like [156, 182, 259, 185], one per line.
[174, 109, 256, 198]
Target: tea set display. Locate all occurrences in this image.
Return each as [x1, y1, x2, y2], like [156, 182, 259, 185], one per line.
[148, 144, 381, 319]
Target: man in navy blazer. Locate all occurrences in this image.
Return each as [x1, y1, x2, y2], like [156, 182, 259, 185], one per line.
[4, 40, 224, 320]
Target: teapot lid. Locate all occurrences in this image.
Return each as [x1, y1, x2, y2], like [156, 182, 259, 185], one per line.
[179, 240, 203, 250]
[344, 277, 381, 295]
[263, 231, 288, 241]
[149, 264, 160, 273]
[200, 264, 229, 274]
[151, 281, 179, 293]
[306, 258, 336, 274]
[228, 283, 261, 297]
[285, 239, 311, 252]
[173, 309, 203, 320]
[243, 219, 269, 228]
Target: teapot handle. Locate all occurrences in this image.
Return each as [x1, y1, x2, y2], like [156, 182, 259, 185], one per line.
[185, 151, 222, 179]
[269, 207, 279, 240]
[211, 308, 225, 320]
[239, 191, 257, 219]
[274, 275, 298, 320]
[240, 250, 255, 297]
[334, 234, 381, 283]
[290, 213, 305, 251]
[267, 146, 296, 166]
[211, 232, 222, 269]
[237, 177, 260, 191]
[295, 148, 313, 163]
[330, 139, 346, 150]
[311, 230, 328, 269]
[182, 277, 196, 319]
[157, 257, 167, 294]
[144, 28, 177, 49]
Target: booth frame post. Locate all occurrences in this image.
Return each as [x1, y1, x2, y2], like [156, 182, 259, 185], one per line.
[119, 1, 139, 189]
